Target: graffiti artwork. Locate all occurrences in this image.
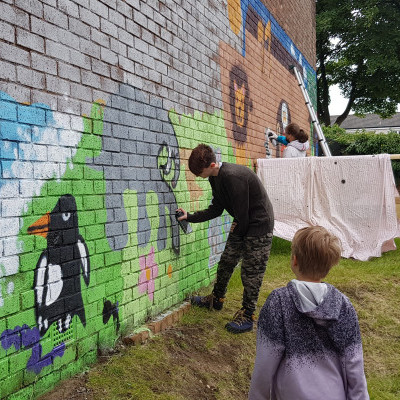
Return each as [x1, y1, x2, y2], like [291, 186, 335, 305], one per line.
[102, 300, 120, 333]
[221, 0, 316, 164]
[0, 0, 320, 397]
[0, 92, 82, 307]
[227, 0, 314, 87]
[87, 84, 181, 254]
[138, 246, 159, 302]
[1, 324, 65, 374]
[275, 100, 291, 158]
[28, 194, 90, 336]
[230, 66, 252, 143]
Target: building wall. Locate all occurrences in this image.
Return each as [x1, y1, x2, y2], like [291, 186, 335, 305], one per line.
[0, 0, 316, 397]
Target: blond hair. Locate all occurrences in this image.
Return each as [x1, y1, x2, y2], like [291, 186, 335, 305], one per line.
[291, 226, 342, 280]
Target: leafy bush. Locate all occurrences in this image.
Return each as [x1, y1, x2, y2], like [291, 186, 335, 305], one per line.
[322, 125, 355, 156]
[322, 125, 400, 186]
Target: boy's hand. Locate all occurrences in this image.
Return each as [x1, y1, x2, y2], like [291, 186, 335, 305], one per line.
[176, 208, 187, 221]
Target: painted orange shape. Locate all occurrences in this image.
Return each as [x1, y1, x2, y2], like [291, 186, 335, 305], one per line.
[167, 264, 173, 278]
[234, 82, 245, 127]
[227, 0, 242, 35]
[28, 212, 50, 238]
[146, 267, 151, 281]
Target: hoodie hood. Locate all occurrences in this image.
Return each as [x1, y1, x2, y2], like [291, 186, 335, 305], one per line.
[291, 279, 328, 312]
[288, 281, 344, 323]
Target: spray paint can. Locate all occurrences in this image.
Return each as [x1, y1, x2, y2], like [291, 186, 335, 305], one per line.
[175, 211, 193, 234]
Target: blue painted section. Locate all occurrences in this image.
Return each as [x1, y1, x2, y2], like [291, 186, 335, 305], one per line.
[239, 0, 315, 88]
[1, 324, 65, 374]
[0, 91, 56, 189]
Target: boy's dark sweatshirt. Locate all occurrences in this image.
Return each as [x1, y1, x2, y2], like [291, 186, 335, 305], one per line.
[186, 162, 274, 236]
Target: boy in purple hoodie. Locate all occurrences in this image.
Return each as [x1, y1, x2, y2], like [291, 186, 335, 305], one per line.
[249, 226, 369, 400]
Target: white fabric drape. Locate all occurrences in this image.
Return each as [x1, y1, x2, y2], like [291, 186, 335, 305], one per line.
[257, 154, 400, 261]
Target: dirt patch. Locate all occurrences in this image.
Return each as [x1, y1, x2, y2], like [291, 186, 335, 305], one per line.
[38, 374, 93, 400]
[155, 323, 255, 400]
[39, 308, 257, 400]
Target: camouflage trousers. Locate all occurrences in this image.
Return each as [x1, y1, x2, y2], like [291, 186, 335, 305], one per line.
[213, 232, 273, 316]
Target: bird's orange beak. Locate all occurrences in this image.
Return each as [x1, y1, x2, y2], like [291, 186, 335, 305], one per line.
[28, 212, 50, 238]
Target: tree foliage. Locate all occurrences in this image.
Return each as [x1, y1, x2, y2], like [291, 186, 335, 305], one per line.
[317, 0, 400, 126]
[323, 125, 400, 185]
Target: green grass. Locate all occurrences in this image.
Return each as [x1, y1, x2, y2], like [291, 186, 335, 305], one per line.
[84, 237, 400, 399]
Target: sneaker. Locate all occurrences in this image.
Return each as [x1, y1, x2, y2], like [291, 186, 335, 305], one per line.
[191, 293, 225, 311]
[225, 309, 254, 334]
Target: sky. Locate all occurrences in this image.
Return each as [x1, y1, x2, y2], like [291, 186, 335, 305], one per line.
[329, 84, 400, 116]
[328, 85, 352, 116]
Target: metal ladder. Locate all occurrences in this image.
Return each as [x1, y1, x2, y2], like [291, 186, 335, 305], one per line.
[290, 65, 332, 156]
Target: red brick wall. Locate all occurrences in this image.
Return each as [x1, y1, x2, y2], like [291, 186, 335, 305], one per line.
[263, 0, 316, 66]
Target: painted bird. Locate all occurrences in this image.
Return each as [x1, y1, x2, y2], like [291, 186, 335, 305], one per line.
[28, 194, 90, 336]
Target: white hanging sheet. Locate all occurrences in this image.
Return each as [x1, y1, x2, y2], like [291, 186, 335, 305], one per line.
[257, 154, 400, 261]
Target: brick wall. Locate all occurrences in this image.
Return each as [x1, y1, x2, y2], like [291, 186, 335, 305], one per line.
[264, 0, 316, 66]
[0, 0, 316, 397]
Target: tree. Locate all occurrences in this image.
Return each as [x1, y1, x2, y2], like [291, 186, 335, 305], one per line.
[317, 0, 400, 126]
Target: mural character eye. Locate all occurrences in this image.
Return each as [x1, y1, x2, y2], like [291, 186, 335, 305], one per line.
[62, 212, 71, 221]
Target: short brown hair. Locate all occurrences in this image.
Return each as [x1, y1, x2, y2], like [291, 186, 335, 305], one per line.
[291, 226, 341, 280]
[285, 123, 308, 143]
[188, 144, 216, 176]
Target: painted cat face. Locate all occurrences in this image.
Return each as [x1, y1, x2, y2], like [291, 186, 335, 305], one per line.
[234, 82, 245, 127]
[229, 65, 250, 143]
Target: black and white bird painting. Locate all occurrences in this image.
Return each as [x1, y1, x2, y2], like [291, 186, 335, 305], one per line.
[28, 194, 90, 336]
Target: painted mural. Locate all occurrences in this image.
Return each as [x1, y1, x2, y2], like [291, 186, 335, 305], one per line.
[0, 91, 236, 384]
[223, 0, 317, 165]
[230, 65, 252, 144]
[227, 0, 314, 85]
[274, 100, 292, 158]
[1, 324, 65, 374]
[102, 300, 120, 333]
[0, 92, 83, 310]
[28, 194, 90, 336]
[86, 84, 181, 255]
[0, 0, 317, 397]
